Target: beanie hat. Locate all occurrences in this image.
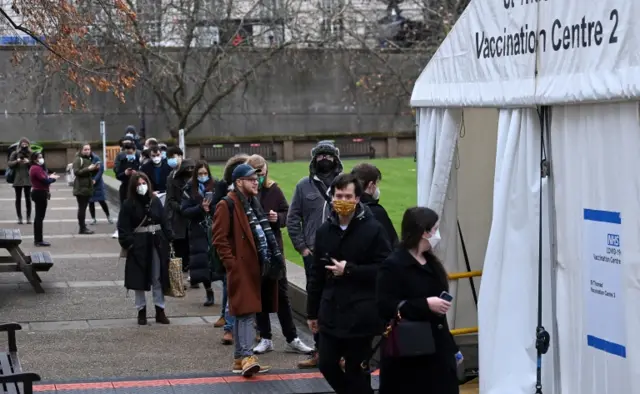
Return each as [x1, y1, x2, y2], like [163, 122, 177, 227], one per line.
[125, 125, 136, 134]
[311, 140, 340, 159]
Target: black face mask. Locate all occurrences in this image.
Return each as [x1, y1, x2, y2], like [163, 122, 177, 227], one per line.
[316, 159, 334, 173]
[20, 146, 28, 151]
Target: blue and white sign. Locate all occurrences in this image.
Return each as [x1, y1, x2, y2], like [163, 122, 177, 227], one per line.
[583, 208, 626, 358]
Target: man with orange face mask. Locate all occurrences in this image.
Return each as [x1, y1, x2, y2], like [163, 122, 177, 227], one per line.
[306, 173, 392, 394]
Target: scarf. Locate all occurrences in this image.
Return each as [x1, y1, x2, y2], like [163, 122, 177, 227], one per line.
[236, 191, 284, 280]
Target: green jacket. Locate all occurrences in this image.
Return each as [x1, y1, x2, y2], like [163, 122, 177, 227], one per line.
[73, 154, 96, 197]
[8, 150, 32, 187]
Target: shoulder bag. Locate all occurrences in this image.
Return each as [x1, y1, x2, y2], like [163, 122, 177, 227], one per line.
[382, 300, 436, 358]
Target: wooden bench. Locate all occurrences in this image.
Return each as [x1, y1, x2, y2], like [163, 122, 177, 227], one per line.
[333, 137, 376, 159]
[0, 323, 41, 394]
[0, 229, 54, 293]
[200, 142, 277, 163]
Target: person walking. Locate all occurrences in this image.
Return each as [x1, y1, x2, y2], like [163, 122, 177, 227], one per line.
[351, 163, 398, 247]
[180, 161, 217, 305]
[211, 154, 248, 344]
[8, 138, 33, 224]
[164, 147, 194, 273]
[117, 172, 171, 326]
[73, 143, 99, 235]
[306, 173, 391, 394]
[28, 152, 59, 247]
[245, 154, 314, 355]
[88, 151, 113, 225]
[212, 163, 285, 377]
[376, 207, 461, 394]
[140, 146, 171, 194]
[287, 140, 343, 368]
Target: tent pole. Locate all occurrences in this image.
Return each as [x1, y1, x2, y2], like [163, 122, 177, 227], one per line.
[457, 219, 478, 307]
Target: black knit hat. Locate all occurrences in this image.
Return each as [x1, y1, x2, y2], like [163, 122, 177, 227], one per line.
[311, 140, 340, 159]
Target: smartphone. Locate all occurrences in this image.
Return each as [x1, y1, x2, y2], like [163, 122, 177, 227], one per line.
[440, 291, 454, 302]
[204, 191, 213, 202]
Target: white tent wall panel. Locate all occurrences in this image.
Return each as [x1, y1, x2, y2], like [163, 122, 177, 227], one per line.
[550, 102, 640, 394]
[478, 108, 558, 394]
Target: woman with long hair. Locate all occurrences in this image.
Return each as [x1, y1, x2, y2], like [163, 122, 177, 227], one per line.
[7, 137, 33, 224]
[28, 152, 59, 246]
[376, 207, 460, 394]
[180, 161, 217, 306]
[246, 154, 314, 355]
[117, 172, 171, 325]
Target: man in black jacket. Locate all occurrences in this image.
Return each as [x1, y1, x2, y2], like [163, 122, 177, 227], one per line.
[164, 148, 194, 272]
[307, 173, 392, 394]
[351, 163, 399, 247]
[140, 146, 172, 193]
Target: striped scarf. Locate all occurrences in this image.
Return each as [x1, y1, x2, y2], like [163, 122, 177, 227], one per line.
[236, 191, 284, 280]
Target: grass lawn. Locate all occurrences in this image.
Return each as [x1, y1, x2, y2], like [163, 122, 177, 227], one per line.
[106, 157, 417, 266]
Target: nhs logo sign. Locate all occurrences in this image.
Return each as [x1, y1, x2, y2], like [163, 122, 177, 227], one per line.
[607, 234, 620, 247]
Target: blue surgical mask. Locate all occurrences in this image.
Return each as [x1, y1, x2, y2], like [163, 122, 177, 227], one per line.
[198, 175, 209, 183]
[161, 151, 167, 159]
[126, 154, 135, 161]
[167, 158, 178, 168]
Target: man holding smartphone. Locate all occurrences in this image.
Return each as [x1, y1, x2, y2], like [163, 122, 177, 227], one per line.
[306, 173, 392, 393]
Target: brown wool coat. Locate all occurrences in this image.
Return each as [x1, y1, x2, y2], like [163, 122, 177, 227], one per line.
[212, 190, 278, 316]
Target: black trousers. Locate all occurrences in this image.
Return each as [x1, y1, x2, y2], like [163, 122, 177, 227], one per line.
[118, 183, 128, 204]
[303, 254, 320, 350]
[76, 195, 90, 229]
[256, 277, 298, 342]
[31, 190, 48, 243]
[89, 201, 110, 219]
[172, 238, 190, 271]
[14, 186, 31, 218]
[318, 333, 374, 394]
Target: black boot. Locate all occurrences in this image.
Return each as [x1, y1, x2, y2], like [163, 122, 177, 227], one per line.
[204, 289, 214, 307]
[79, 227, 94, 235]
[137, 307, 147, 325]
[155, 306, 170, 324]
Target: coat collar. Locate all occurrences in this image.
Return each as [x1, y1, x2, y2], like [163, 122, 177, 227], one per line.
[229, 191, 257, 253]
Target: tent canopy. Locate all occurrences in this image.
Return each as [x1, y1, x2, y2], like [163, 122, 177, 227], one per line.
[410, 0, 640, 108]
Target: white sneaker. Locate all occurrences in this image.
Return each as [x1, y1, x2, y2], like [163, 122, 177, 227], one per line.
[111, 230, 119, 239]
[286, 337, 314, 354]
[253, 338, 274, 354]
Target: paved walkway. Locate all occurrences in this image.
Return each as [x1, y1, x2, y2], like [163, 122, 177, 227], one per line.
[0, 181, 315, 384]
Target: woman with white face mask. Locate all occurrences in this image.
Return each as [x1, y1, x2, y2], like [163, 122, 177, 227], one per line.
[117, 172, 173, 325]
[29, 152, 60, 247]
[375, 207, 461, 394]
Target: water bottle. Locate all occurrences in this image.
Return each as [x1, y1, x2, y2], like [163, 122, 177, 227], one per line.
[455, 351, 465, 381]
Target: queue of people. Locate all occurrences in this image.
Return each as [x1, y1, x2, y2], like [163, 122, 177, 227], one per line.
[7, 127, 463, 391]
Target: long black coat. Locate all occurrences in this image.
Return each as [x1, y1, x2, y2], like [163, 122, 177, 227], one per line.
[307, 204, 391, 338]
[117, 195, 171, 292]
[164, 164, 192, 240]
[376, 248, 459, 394]
[180, 180, 216, 284]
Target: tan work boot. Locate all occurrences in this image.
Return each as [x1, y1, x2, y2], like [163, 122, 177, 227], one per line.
[297, 352, 319, 369]
[213, 316, 226, 328]
[241, 355, 261, 377]
[221, 331, 233, 345]
[232, 358, 271, 374]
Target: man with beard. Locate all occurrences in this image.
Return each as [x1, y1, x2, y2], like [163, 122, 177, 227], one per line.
[287, 140, 343, 368]
[307, 173, 391, 394]
[212, 164, 284, 377]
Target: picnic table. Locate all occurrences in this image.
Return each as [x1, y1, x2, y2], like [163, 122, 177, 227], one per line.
[0, 229, 54, 293]
[0, 322, 41, 394]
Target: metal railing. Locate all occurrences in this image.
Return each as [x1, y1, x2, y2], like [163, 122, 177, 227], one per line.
[447, 270, 482, 336]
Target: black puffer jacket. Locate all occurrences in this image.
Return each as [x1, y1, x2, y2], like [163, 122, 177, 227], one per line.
[307, 204, 392, 338]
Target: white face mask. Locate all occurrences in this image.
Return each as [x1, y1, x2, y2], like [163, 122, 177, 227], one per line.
[423, 229, 441, 249]
[372, 186, 381, 200]
[37, 158, 45, 165]
[151, 156, 162, 164]
[136, 184, 148, 196]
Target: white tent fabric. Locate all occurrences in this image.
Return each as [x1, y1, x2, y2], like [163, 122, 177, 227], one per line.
[416, 108, 463, 323]
[550, 102, 640, 394]
[410, 0, 640, 107]
[477, 109, 558, 394]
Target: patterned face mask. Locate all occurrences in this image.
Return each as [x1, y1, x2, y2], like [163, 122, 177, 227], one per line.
[333, 200, 356, 216]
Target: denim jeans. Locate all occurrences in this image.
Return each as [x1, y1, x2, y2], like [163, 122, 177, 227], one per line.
[222, 275, 235, 332]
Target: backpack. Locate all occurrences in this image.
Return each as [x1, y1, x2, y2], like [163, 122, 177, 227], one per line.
[209, 195, 234, 276]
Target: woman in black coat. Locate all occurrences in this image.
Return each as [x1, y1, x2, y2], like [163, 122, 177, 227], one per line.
[118, 172, 172, 326]
[376, 207, 461, 394]
[180, 161, 218, 306]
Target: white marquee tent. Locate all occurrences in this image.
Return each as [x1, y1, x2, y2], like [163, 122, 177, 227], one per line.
[411, 1, 640, 393]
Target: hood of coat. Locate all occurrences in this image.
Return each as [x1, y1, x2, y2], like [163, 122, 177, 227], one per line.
[175, 158, 196, 177]
[308, 140, 343, 177]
